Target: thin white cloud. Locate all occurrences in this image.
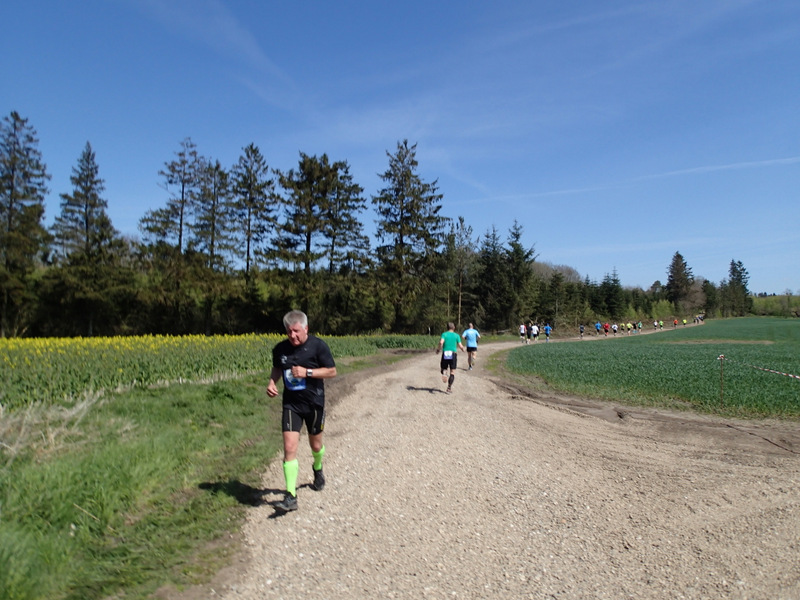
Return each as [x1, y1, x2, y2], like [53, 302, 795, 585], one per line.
[458, 184, 613, 207]
[577, 0, 763, 76]
[556, 235, 726, 259]
[635, 156, 800, 181]
[458, 155, 800, 207]
[134, 0, 297, 103]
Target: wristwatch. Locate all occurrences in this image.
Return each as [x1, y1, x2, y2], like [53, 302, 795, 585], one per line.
[306, 368, 313, 378]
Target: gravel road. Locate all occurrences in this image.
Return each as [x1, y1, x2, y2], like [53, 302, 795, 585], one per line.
[198, 342, 799, 599]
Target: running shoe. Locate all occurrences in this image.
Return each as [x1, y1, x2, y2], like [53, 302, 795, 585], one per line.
[313, 468, 326, 491]
[446, 387, 452, 394]
[274, 493, 298, 512]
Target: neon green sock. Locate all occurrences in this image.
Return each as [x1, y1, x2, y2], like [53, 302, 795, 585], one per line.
[312, 445, 325, 471]
[283, 459, 299, 496]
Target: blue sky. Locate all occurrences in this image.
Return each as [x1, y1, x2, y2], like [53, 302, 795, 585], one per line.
[3, 0, 798, 294]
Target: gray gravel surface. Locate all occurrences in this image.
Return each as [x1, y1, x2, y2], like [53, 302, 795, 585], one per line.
[211, 342, 800, 600]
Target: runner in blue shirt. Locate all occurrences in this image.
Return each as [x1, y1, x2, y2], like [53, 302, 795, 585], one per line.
[461, 323, 481, 371]
[543, 323, 553, 342]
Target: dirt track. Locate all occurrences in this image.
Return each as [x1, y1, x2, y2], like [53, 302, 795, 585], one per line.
[181, 341, 800, 599]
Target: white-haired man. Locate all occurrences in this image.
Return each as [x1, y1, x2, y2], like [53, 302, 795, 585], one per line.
[267, 310, 337, 512]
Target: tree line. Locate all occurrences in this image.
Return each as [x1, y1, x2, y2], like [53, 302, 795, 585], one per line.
[1, 110, 754, 338]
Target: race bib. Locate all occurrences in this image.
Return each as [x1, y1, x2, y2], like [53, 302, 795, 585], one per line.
[283, 368, 306, 391]
[443, 350, 453, 359]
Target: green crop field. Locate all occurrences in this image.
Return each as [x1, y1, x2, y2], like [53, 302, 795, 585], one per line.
[507, 317, 800, 418]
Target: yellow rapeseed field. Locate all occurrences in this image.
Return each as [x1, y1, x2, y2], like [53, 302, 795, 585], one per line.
[0, 334, 283, 409]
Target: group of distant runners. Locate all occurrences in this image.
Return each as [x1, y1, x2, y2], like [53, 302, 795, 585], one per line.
[584, 316, 702, 338]
[518, 321, 552, 343]
[592, 320, 647, 336]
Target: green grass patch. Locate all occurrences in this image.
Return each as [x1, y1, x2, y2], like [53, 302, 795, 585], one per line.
[507, 317, 800, 418]
[1, 374, 282, 600]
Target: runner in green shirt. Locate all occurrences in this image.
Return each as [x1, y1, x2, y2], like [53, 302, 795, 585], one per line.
[436, 322, 466, 394]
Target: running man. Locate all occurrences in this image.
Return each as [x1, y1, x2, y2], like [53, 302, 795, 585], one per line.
[437, 322, 466, 393]
[267, 310, 337, 512]
[461, 322, 481, 370]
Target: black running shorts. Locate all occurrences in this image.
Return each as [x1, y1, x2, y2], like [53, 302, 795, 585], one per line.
[282, 404, 325, 435]
[440, 355, 458, 372]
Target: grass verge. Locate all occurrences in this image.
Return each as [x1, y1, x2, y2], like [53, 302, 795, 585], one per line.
[1, 373, 281, 600]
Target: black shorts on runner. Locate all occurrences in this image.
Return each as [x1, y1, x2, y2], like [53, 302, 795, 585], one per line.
[466, 346, 478, 353]
[440, 355, 458, 372]
[282, 404, 325, 435]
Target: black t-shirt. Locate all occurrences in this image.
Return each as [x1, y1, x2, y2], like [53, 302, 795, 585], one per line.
[272, 334, 335, 408]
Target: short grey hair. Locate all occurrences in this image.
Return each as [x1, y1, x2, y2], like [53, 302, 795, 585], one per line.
[283, 310, 308, 329]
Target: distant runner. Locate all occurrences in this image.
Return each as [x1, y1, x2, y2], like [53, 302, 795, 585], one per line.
[461, 322, 481, 371]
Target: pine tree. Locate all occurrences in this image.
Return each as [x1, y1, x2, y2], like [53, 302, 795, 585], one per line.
[701, 279, 719, 315]
[0, 111, 51, 337]
[505, 221, 538, 321]
[372, 140, 447, 330]
[474, 226, 512, 331]
[140, 138, 200, 252]
[275, 152, 337, 276]
[665, 251, 694, 308]
[312, 160, 372, 333]
[373, 140, 446, 275]
[136, 139, 205, 334]
[322, 160, 370, 274]
[52, 142, 117, 260]
[49, 142, 128, 336]
[449, 216, 478, 327]
[191, 158, 233, 271]
[720, 259, 752, 316]
[544, 271, 566, 326]
[230, 143, 277, 277]
[600, 269, 626, 320]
